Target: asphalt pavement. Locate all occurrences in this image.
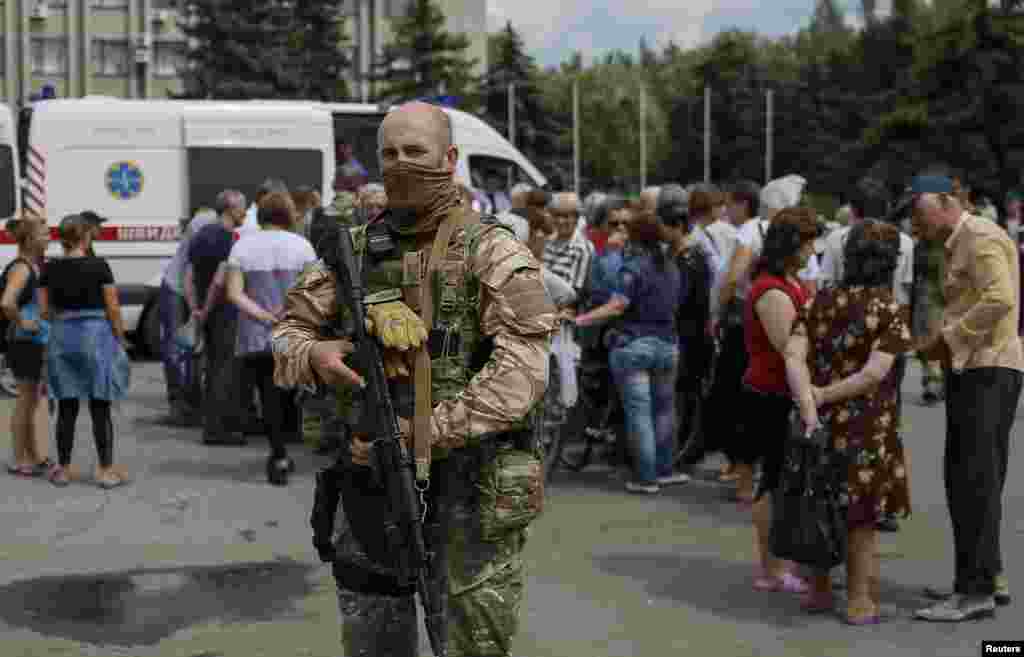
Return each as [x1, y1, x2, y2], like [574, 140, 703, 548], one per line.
[0, 360, 1021, 657]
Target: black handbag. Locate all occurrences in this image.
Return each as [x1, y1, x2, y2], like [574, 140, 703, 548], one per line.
[769, 413, 849, 570]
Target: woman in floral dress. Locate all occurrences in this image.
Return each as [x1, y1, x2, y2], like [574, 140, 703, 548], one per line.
[785, 219, 913, 625]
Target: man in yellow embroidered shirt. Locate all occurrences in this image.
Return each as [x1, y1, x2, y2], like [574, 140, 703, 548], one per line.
[910, 174, 1023, 622]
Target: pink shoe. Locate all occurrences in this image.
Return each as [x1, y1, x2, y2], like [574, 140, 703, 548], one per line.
[753, 571, 809, 594]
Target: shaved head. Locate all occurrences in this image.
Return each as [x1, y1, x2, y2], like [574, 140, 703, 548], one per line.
[379, 102, 453, 159]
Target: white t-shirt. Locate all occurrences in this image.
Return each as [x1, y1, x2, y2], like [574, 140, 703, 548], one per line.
[734, 217, 819, 299]
[228, 229, 316, 355]
[820, 224, 915, 306]
[690, 219, 738, 321]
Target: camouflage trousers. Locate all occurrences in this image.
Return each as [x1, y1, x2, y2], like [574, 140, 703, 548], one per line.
[333, 475, 528, 657]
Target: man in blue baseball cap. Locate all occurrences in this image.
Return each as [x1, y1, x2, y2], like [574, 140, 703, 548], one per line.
[909, 173, 1022, 622]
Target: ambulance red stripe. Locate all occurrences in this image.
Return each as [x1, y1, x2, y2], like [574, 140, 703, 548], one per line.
[0, 225, 182, 245]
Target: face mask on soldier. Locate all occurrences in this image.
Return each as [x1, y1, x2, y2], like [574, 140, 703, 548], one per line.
[383, 160, 458, 230]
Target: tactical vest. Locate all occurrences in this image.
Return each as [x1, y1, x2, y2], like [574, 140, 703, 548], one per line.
[329, 214, 545, 581]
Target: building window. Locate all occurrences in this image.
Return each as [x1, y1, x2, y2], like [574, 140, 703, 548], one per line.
[91, 0, 129, 8]
[93, 39, 130, 76]
[31, 37, 68, 75]
[0, 37, 4, 76]
[153, 41, 185, 78]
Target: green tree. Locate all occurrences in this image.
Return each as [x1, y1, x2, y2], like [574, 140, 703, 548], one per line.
[481, 22, 558, 166]
[177, 0, 351, 100]
[871, 0, 1024, 201]
[374, 0, 478, 106]
[290, 0, 353, 101]
[539, 51, 669, 192]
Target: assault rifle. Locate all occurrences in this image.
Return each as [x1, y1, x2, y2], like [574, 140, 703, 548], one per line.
[313, 222, 448, 657]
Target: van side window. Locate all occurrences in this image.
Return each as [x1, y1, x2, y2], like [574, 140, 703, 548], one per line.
[0, 145, 16, 218]
[468, 155, 532, 194]
[333, 113, 386, 190]
[186, 147, 322, 213]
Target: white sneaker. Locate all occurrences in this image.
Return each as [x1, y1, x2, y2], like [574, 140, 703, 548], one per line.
[625, 481, 660, 494]
[657, 473, 691, 486]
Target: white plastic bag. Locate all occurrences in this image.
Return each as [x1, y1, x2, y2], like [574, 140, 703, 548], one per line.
[552, 323, 579, 408]
[175, 316, 198, 351]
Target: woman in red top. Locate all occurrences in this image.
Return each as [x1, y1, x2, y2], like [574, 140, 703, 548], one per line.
[739, 207, 821, 594]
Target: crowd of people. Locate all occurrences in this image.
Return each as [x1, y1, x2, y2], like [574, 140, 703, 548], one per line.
[2, 129, 1020, 633]
[520, 168, 1019, 625]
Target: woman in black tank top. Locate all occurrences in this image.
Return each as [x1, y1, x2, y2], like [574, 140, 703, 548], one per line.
[0, 213, 52, 477]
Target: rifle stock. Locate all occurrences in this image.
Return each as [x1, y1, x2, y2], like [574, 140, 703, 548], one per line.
[331, 225, 448, 657]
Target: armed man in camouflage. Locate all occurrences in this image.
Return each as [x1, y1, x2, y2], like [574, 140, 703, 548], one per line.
[272, 101, 555, 657]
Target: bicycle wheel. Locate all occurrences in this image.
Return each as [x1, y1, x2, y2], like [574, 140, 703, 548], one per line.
[541, 420, 564, 483]
[559, 390, 617, 472]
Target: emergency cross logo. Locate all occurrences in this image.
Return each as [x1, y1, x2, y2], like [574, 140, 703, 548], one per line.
[106, 161, 144, 200]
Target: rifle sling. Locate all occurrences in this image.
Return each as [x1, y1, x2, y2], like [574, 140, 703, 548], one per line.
[414, 208, 473, 481]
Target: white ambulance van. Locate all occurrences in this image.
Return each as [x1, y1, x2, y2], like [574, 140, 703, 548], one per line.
[0, 104, 20, 224]
[7, 98, 335, 352]
[311, 102, 546, 191]
[7, 99, 544, 356]
[0, 103, 22, 396]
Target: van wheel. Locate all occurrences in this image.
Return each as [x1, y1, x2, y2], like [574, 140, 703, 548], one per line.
[141, 304, 163, 360]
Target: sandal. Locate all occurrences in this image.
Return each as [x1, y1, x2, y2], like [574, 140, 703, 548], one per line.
[29, 459, 54, 478]
[9, 463, 34, 477]
[96, 470, 128, 489]
[47, 464, 70, 487]
[754, 571, 809, 594]
[845, 602, 881, 625]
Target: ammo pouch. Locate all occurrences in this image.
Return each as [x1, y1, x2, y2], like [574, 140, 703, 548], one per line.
[477, 445, 544, 542]
[338, 464, 397, 569]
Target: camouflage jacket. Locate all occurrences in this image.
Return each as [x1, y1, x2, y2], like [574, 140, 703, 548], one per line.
[271, 207, 556, 451]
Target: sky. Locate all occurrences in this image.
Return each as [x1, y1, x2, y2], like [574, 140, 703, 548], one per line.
[487, 1, 871, 69]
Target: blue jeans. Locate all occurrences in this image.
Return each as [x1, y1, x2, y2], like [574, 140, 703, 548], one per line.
[609, 336, 680, 484]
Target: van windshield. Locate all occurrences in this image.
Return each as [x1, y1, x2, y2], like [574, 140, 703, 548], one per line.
[0, 145, 17, 219]
[187, 147, 323, 213]
[333, 113, 385, 190]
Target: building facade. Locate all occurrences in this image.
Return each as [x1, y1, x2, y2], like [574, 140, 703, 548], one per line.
[0, 0, 487, 106]
[2, 0, 186, 103]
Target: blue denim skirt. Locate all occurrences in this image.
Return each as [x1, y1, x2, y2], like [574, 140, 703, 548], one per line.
[47, 310, 131, 401]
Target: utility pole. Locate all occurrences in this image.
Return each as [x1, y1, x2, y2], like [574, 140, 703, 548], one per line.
[765, 88, 774, 183]
[703, 86, 711, 184]
[508, 82, 516, 148]
[573, 78, 581, 195]
[640, 85, 647, 190]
